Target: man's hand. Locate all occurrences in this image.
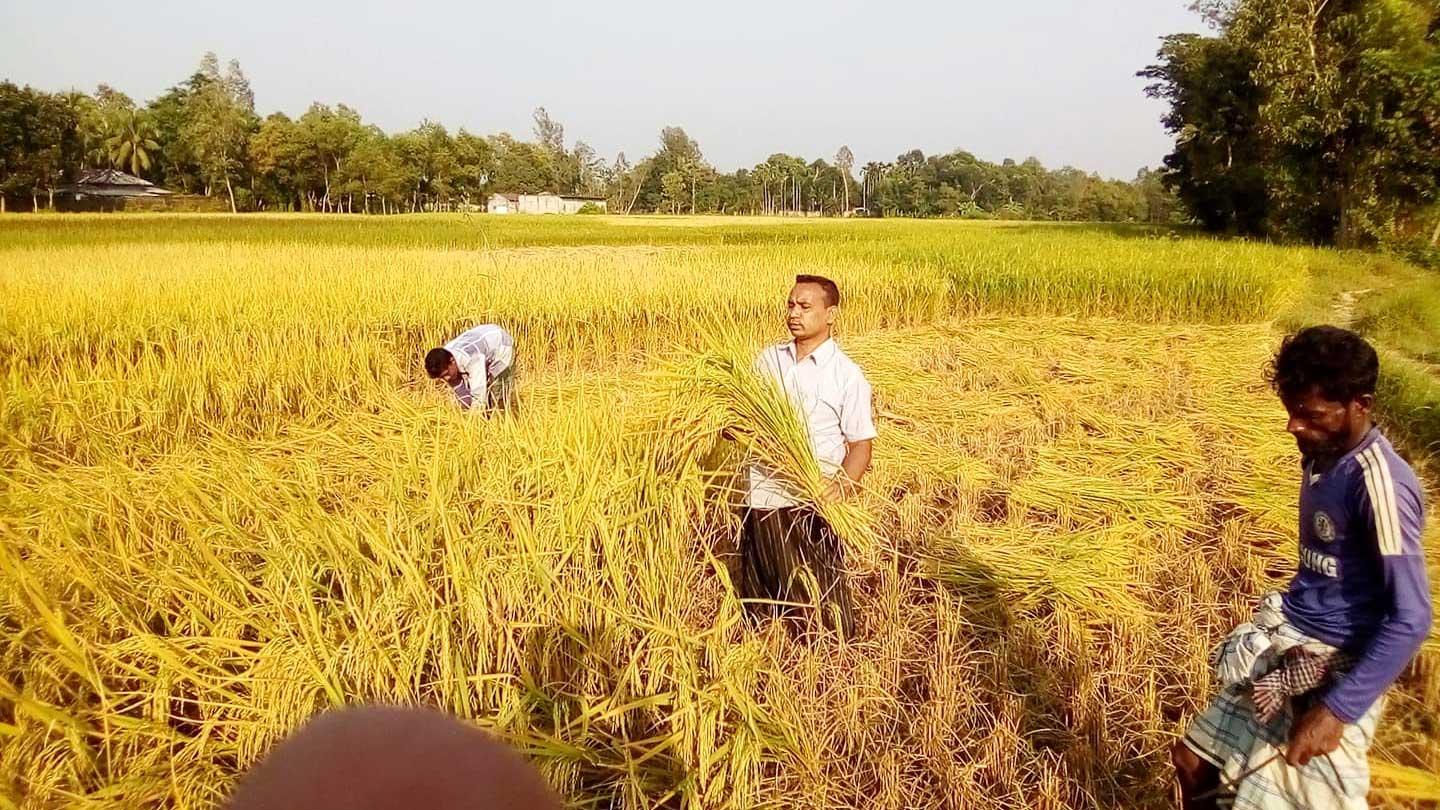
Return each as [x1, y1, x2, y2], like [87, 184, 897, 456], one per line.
[822, 475, 854, 502]
[1286, 703, 1345, 767]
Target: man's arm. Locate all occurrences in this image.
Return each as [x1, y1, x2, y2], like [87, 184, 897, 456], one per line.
[829, 439, 873, 497]
[1291, 457, 1430, 766]
[1320, 554, 1431, 721]
[827, 371, 878, 500]
[452, 381, 475, 409]
[1321, 463, 1431, 724]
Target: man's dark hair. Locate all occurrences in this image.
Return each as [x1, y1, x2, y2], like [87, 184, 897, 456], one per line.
[1267, 325, 1379, 403]
[794, 274, 840, 307]
[425, 347, 454, 379]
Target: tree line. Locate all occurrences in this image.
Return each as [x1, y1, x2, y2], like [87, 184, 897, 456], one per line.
[1142, 0, 1440, 254]
[2, 52, 1178, 222]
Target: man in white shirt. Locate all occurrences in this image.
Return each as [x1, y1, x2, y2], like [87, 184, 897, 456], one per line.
[740, 274, 877, 639]
[425, 324, 517, 412]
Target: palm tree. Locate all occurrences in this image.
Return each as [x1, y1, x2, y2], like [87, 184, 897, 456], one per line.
[752, 163, 776, 215]
[861, 162, 889, 211]
[834, 146, 854, 213]
[59, 92, 108, 170]
[105, 109, 161, 177]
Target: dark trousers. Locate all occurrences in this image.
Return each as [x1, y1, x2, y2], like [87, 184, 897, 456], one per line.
[738, 506, 855, 639]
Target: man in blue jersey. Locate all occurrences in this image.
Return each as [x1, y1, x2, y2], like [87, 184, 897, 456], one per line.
[1174, 326, 1431, 810]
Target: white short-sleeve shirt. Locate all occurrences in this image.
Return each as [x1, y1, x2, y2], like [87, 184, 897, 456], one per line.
[747, 338, 878, 508]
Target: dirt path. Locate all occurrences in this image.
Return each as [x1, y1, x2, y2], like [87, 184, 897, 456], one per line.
[1331, 288, 1372, 328]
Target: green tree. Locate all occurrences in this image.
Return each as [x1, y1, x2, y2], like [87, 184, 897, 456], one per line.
[347, 128, 406, 213]
[1134, 167, 1183, 224]
[489, 133, 552, 194]
[452, 129, 495, 203]
[1141, 33, 1269, 234]
[860, 161, 887, 211]
[1271, 0, 1437, 244]
[660, 170, 687, 214]
[396, 121, 459, 211]
[62, 91, 106, 171]
[608, 152, 651, 214]
[636, 127, 709, 212]
[572, 140, 607, 197]
[297, 103, 366, 211]
[752, 161, 780, 215]
[147, 72, 209, 193]
[182, 53, 256, 211]
[532, 107, 581, 192]
[709, 169, 755, 214]
[0, 82, 36, 210]
[754, 154, 809, 215]
[1148, 0, 1440, 246]
[0, 84, 81, 210]
[248, 113, 306, 210]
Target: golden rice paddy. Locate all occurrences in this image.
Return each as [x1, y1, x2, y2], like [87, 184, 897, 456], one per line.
[1, 215, 1435, 809]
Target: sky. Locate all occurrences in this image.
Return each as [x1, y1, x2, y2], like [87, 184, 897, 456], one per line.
[0, 1, 1209, 180]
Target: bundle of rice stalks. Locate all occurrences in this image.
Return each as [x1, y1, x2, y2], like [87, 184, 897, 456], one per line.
[645, 323, 881, 571]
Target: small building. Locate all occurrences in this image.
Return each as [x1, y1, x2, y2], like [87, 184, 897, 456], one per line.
[487, 192, 607, 215]
[56, 169, 173, 208]
[487, 193, 519, 214]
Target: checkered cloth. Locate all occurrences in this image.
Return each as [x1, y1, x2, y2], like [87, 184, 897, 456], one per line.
[1251, 646, 1355, 724]
[1184, 594, 1383, 810]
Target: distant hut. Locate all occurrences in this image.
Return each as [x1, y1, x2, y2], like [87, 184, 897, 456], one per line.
[486, 192, 607, 215]
[55, 169, 173, 211]
[487, 193, 520, 214]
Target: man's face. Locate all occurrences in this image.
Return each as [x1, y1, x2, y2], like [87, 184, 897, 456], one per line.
[1281, 386, 1371, 459]
[438, 359, 462, 386]
[786, 283, 834, 342]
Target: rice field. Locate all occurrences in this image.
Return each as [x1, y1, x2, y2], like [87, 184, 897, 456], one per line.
[1, 214, 1436, 809]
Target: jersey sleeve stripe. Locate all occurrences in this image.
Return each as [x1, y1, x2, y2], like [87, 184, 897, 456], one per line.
[1356, 448, 1389, 555]
[1373, 446, 1408, 556]
[1370, 447, 1405, 556]
[1359, 446, 1403, 556]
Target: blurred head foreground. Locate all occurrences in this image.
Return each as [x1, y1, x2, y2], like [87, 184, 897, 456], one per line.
[227, 706, 561, 810]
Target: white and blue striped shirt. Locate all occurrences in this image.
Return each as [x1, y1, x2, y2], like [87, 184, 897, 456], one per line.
[444, 324, 514, 408]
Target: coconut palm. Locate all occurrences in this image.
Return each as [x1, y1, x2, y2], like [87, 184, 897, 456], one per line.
[105, 109, 161, 177]
[57, 92, 108, 170]
[752, 162, 779, 215]
[861, 162, 889, 211]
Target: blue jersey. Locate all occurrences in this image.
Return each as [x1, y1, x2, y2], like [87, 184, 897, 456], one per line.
[1282, 427, 1432, 723]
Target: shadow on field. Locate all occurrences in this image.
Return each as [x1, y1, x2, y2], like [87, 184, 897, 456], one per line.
[931, 543, 1169, 807]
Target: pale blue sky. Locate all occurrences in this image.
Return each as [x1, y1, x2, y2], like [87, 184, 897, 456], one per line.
[0, 1, 1207, 179]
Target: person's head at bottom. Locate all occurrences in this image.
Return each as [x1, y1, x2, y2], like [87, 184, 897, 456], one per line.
[226, 705, 561, 810]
